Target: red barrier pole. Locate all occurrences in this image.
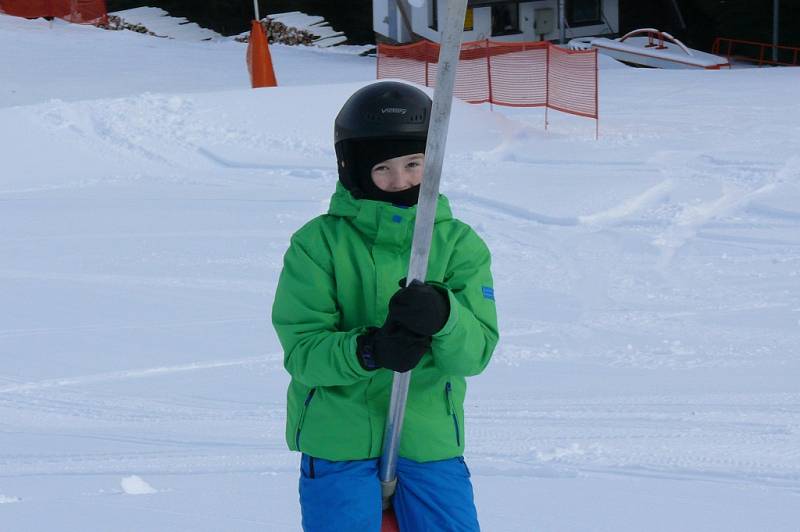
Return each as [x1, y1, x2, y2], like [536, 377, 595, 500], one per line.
[595, 49, 599, 140]
[485, 39, 494, 110]
[544, 44, 550, 130]
[426, 41, 433, 87]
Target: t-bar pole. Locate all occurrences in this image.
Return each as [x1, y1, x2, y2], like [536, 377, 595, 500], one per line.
[378, 0, 469, 506]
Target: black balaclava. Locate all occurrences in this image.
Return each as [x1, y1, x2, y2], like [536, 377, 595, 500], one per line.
[346, 138, 426, 207]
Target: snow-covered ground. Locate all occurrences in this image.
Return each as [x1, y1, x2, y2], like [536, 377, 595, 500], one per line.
[0, 17, 371, 108]
[2, 12, 800, 532]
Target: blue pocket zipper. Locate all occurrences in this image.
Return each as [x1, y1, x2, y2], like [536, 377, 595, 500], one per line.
[295, 388, 316, 450]
[445, 382, 461, 447]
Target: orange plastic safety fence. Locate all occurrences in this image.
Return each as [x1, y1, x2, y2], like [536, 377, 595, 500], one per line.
[547, 45, 598, 119]
[378, 39, 597, 121]
[486, 41, 548, 108]
[0, 0, 107, 25]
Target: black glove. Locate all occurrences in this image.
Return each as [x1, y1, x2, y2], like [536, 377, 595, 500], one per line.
[387, 279, 450, 337]
[356, 322, 431, 373]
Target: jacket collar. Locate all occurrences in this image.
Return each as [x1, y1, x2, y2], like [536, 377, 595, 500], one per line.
[327, 182, 453, 246]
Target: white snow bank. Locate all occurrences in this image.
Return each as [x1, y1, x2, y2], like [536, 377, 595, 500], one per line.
[121, 475, 158, 495]
[578, 179, 675, 226]
[109, 7, 220, 41]
[592, 35, 729, 69]
[0, 13, 374, 108]
[0, 494, 22, 504]
[267, 11, 346, 47]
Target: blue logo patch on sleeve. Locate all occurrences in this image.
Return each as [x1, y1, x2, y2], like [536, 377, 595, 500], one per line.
[481, 286, 495, 301]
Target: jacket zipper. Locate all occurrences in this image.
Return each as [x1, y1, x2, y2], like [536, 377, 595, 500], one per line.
[445, 382, 461, 447]
[295, 388, 316, 450]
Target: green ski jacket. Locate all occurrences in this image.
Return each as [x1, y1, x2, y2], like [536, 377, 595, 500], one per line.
[272, 182, 498, 462]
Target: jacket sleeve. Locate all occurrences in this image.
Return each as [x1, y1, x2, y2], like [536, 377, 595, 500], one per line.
[431, 228, 499, 377]
[271, 230, 373, 388]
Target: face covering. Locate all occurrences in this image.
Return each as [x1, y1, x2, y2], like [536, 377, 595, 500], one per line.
[350, 138, 427, 207]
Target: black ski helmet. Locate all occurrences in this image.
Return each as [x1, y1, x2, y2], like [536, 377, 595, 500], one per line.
[334, 81, 431, 195]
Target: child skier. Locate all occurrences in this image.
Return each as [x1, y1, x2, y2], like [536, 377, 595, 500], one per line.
[272, 81, 499, 531]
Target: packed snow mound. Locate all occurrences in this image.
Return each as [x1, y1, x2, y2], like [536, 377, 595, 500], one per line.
[267, 11, 346, 47]
[0, 494, 22, 504]
[121, 475, 158, 495]
[109, 7, 220, 41]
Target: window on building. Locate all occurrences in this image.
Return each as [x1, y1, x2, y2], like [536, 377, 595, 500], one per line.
[464, 7, 474, 31]
[429, 0, 438, 30]
[567, 0, 602, 27]
[491, 2, 520, 36]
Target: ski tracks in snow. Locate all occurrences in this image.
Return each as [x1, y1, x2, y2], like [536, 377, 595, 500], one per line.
[0, 269, 272, 295]
[456, 151, 798, 240]
[449, 147, 800, 371]
[648, 153, 800, 267]
[466, 393, 800, 491]
[0, 352, 288, 477]
[0, 353, 280, 394]
[31, 94, 336, 183]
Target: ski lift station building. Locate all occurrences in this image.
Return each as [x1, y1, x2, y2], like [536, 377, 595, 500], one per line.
[374, 0, 618, 44]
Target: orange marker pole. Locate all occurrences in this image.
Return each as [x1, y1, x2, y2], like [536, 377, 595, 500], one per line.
[246, 18, 277, 88]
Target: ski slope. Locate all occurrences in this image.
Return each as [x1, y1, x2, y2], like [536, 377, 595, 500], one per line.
[2, 13, 800, 532]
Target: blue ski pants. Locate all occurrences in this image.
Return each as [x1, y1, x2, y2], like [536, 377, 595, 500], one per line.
[298, 454, 480, 531]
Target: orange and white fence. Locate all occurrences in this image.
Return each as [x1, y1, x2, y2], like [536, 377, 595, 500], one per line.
[0, 0, 108, 25]
[377, 39, 598, 135]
